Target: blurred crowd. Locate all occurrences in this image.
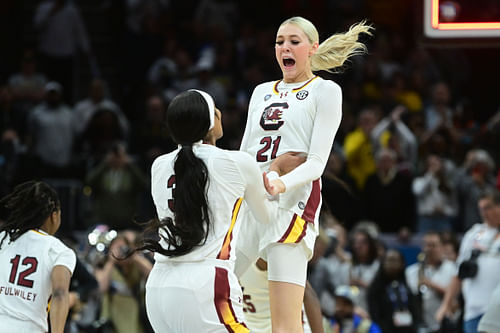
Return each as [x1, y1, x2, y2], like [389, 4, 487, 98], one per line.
[1, 0, 500, 332]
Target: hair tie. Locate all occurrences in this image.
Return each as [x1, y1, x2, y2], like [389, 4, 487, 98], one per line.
[189, 89, 215, 130]
[181, 144, 193, 150]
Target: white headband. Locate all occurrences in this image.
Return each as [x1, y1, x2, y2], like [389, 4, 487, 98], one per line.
[190, 89, 215, 130]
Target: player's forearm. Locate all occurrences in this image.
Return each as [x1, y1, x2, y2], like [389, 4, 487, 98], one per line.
[279, 155, 324, 191]
[50, 289, 70, 333]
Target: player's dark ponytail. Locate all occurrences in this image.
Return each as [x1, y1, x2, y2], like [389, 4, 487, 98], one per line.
[140, 91, 212, 257]
[0, 181, 60, 249]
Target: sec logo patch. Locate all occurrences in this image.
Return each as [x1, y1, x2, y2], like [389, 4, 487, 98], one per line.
[296, 90, 308, 100]
[298, 201, 306, 210]
[264, 94, 271, 101]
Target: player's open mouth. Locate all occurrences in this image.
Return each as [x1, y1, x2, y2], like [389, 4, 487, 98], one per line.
[283, 58, 295, 68]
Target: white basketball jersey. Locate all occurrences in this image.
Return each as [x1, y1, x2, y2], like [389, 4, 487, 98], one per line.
[240, 263, 312, 332]
[151, 143, 276, 266]
[0, 230, 76, 332]
[241, 76, 342, 223]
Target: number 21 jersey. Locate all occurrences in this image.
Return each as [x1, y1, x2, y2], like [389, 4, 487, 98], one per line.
[240, 76, 342, 222]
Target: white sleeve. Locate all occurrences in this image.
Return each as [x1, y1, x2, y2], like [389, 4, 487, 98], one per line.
[371, 117, 390, 144]
[279, 82, 342, 191]
[412, 173, 434, 196]
[456, 226, 476, 264]
[49, 240, 77, 275]
[395, 120, 418, 165]
[236, 153, 277, 224]
[239, 86, 259, 151]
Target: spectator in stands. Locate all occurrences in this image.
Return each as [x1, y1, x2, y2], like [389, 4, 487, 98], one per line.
[0, 129, 24, 196]
[0, 86, 26, 139]
[8, 49, 47, 114]
[324, 285, 382, 333]
[368, 249, 418, 333]
[73, 78, 128, 138]
[130, 95, 175, 169]
[437, 190, 500, 333]
[85, 143, 148, 230]
[344, 108, 380, 191]
[371, 105, 418, 173]
[79, 108, 128, 164]
[95, 231, 153, 333]
[441, 231, 460, 262]
[391, 71, 423, 113]
[413, 154, 458, 232]
[33, 0, 91, 102]
[322, 143, 360, 226]
[309, 213, 351, 317]
[456, 149, 497, 230]
[188, 55, 228, 109]
[349, 228, 380, 312]
[424, 82, 454, 134]
[405, 232, 456, 333]
[420, 83, 461, 159]
[26, 81, 75, 177]
[147, 39, 179, 92]
[363, 148, 416, 233]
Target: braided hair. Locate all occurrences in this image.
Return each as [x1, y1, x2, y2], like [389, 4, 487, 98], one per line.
[0, 181, 60, 249]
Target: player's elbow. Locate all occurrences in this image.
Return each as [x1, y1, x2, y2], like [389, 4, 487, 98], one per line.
[52, 287, 69, 300]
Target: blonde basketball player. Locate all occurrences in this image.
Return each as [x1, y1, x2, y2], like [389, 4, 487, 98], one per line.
[141, 90, 278, 332]
[239, 17, 372, 332]
[0, 181, 76, 333]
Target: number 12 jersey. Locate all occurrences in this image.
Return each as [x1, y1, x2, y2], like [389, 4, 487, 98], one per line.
[0, 230, 76, 332]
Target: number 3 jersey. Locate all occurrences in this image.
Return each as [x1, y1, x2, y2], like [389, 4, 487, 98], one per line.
[240, 76, 342, 224]
[151, 143, 277, 266]
[0, 230, 76, 332]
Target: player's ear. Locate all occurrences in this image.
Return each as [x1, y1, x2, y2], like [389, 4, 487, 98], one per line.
[309, 42, 319, 57]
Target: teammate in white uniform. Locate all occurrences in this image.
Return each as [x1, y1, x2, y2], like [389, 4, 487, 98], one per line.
[238, 16, 372, 333]
[142, 90, 278, 333]
[0, 181, 76, 333]
[240, 259, 320, 333]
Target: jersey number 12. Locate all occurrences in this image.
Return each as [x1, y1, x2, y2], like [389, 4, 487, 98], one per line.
[9, 255, 38, 288]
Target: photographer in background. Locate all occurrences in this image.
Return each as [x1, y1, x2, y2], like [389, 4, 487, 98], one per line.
[405, 232, 456, 333]
[95, 231, 153, 333]
[85, 142, 148, 230]
[436, 190, 500, 333]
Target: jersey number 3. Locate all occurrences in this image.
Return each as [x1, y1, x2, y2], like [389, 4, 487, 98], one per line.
[167, 175, 176, 211]
[9, 255, 38, 288]
[256, 136, 281, 162]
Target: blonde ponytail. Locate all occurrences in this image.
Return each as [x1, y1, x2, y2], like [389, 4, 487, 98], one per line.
[311, 21, 373, 72]
[280, 17, 373, 73]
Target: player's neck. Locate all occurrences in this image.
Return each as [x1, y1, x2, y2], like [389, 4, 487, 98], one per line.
[282, 71, 314, 84]
[34, 227, 49, 235]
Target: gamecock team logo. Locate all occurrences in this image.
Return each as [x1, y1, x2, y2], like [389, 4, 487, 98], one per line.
[260, 102, 288, 130]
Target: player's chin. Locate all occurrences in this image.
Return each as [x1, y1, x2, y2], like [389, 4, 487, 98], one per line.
[280, 65, 295, 75]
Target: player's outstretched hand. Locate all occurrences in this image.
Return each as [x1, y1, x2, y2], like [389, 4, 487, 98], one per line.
[263, 172, 286, 195]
